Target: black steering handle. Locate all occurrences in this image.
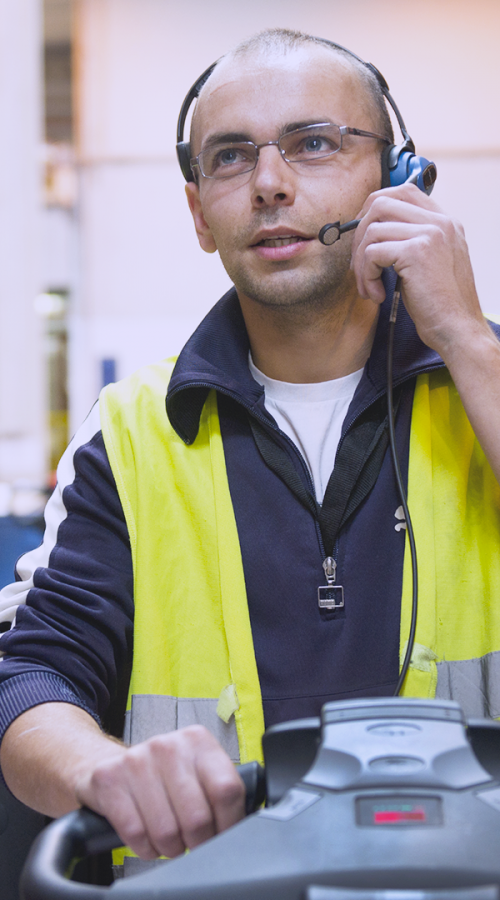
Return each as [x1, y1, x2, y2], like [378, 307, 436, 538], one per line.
[20, 761, 265, 900]
[20, 807, 120, 900]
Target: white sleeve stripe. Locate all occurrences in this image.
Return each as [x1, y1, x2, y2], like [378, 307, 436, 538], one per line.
[0, 401, 103, 625]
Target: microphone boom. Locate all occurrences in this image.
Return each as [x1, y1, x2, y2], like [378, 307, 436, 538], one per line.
[318, 218, 360, 246]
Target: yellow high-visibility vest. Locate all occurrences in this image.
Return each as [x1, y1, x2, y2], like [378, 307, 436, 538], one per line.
[100, 360, 500, 757]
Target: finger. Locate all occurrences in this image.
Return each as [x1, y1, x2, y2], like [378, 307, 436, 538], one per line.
[118, 791, 180, 860]
[195, 745, 246, 834]
[353, 222, 439, 302]
[124, 742, 189, 858]
[159, 725, 245, 847]
[356, 182, 442, 220]
[351, 199, 430, 279]
[353, 203, 445, 259]
[76, 727, 245, 861]
[355, 238, 416, 303]
[77, 755, 165, 860]
[148, 731, 218, 852]
[355, 220, 427, 255]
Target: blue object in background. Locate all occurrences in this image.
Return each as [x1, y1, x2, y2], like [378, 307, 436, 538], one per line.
[101, 358, 116, 387]
[0, 514, 50, 899]
[0, 515, 44, 591]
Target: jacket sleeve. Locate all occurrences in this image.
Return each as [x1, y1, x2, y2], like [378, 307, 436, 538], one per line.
[0, 401, 134, 758]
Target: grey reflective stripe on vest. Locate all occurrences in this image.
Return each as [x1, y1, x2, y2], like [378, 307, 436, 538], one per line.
[123, 694, 240, 762]
[114, 858, 166, 879]
[435, 651, 500, 718]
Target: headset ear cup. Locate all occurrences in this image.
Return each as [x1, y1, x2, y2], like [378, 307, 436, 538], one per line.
[176, 142, 194, 183]
[381, 144, 393, 189]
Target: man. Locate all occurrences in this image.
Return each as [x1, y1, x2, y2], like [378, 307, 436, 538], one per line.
[1, 28, 500, 870]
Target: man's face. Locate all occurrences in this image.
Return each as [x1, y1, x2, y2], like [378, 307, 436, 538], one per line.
[186, 46, 385, 313]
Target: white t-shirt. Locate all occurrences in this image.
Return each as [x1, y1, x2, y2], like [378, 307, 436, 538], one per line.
[249, 355, 363, 504]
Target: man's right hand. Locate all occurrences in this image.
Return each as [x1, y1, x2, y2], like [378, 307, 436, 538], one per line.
[74, 723, 246, 859]
[0, 704, 246, 859]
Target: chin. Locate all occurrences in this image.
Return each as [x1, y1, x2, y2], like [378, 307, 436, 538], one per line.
[227, 249, 353, 312]
[235, 270, 349, 312]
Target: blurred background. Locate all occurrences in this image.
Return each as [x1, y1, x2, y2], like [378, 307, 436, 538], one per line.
[0, 0, 499, 581]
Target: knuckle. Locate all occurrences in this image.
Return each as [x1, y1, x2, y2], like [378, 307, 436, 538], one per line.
[144, 734, 185, 771]
[124, 745, 151, 776]
[152, 822, 185, 857]
[451, 220, 465, 244]
[123, 820, 147, 846]
[156, 820, 180, 845]
[437, 215, 460, 245]
[147, 725, 212, 761]
[160, 837, 186, 859]
[182, 808, 214, 845]
[123, 830, 158, 860]
[440, 218, 454, 238]
[147, 734, 173, 759]
[209, 772, 245, 808]
[367, 196, 384, 218]
[109, 810, 157, 860]
[183, 724, 211, 744]
[364, 221, 383, 244]
[413, 235, 430, 259]
[364, 243, 382, 266]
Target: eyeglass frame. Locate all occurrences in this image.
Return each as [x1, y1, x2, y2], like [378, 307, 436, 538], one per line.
[190, 122, 392, 181]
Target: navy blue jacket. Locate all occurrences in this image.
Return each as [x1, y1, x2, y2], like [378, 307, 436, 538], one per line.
[0, 279, 451, 756]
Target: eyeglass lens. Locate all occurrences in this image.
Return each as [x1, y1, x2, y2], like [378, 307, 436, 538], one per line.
[198, 123, 343, 179]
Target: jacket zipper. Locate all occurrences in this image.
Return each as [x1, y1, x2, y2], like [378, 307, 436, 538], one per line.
[168, 361, 442, 590]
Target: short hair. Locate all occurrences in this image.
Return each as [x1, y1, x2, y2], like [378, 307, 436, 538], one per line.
[191, 28, 395, 150]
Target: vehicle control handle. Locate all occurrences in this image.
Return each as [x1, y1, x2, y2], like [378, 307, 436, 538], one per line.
[20, 807, 116, 900]
[20, 761, 265, 900]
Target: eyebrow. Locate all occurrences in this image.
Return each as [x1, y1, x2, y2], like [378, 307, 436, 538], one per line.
[200, 121, 334, 152]
[281, 120, 332, 134]
[201, 132, 253, 151]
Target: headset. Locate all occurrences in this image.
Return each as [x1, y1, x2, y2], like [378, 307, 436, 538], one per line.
[175, 38, 437, 195]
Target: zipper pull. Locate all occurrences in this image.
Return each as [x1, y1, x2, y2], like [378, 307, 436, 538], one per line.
[318, 557, 344, 610]
[322, 556, 337, 585]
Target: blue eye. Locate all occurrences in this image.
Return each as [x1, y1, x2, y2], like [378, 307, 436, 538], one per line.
[282, 125, 342, 161]
[219, 148, 240, 166]
[304, 136, 325, 153]
[203, 143, 255, 177]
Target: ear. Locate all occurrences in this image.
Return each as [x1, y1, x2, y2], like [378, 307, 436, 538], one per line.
[185, 183, 217, 254]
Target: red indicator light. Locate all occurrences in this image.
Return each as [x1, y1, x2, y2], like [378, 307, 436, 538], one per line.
[374, 809, 426, 824]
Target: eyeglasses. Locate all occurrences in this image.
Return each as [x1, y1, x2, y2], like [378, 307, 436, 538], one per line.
[191, 122, 391, 180]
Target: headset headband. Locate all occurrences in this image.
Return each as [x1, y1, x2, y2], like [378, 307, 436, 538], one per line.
[175, 38, 416, 184]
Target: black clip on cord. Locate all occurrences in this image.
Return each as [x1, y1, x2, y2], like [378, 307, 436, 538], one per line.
[318, 219, 419, 695]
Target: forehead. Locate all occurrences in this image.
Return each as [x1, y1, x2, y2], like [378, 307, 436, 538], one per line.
[192, 46, 374, 151]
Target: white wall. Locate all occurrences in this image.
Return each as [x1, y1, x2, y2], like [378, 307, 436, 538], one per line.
[70, 0, 500, 426]
[0, 0, 45, 484]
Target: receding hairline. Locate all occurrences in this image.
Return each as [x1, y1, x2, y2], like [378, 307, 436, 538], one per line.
[189, 29, 394, 156]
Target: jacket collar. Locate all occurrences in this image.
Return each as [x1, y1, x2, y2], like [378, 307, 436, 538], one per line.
[166, 275, 444, 445]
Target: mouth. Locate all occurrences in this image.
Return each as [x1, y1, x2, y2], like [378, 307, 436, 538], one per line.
[251, 230, 313, 248]
[249, 228, 315, 262]
[256, 235, 308, 248]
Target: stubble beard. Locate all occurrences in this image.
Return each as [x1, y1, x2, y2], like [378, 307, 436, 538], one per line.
[219, 235, 356, 323]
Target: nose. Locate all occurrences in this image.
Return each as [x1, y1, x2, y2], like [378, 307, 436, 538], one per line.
[251, 144, 295, 209]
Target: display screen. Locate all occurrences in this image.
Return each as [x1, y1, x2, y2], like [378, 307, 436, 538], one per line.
[356, 795, 443, 827]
